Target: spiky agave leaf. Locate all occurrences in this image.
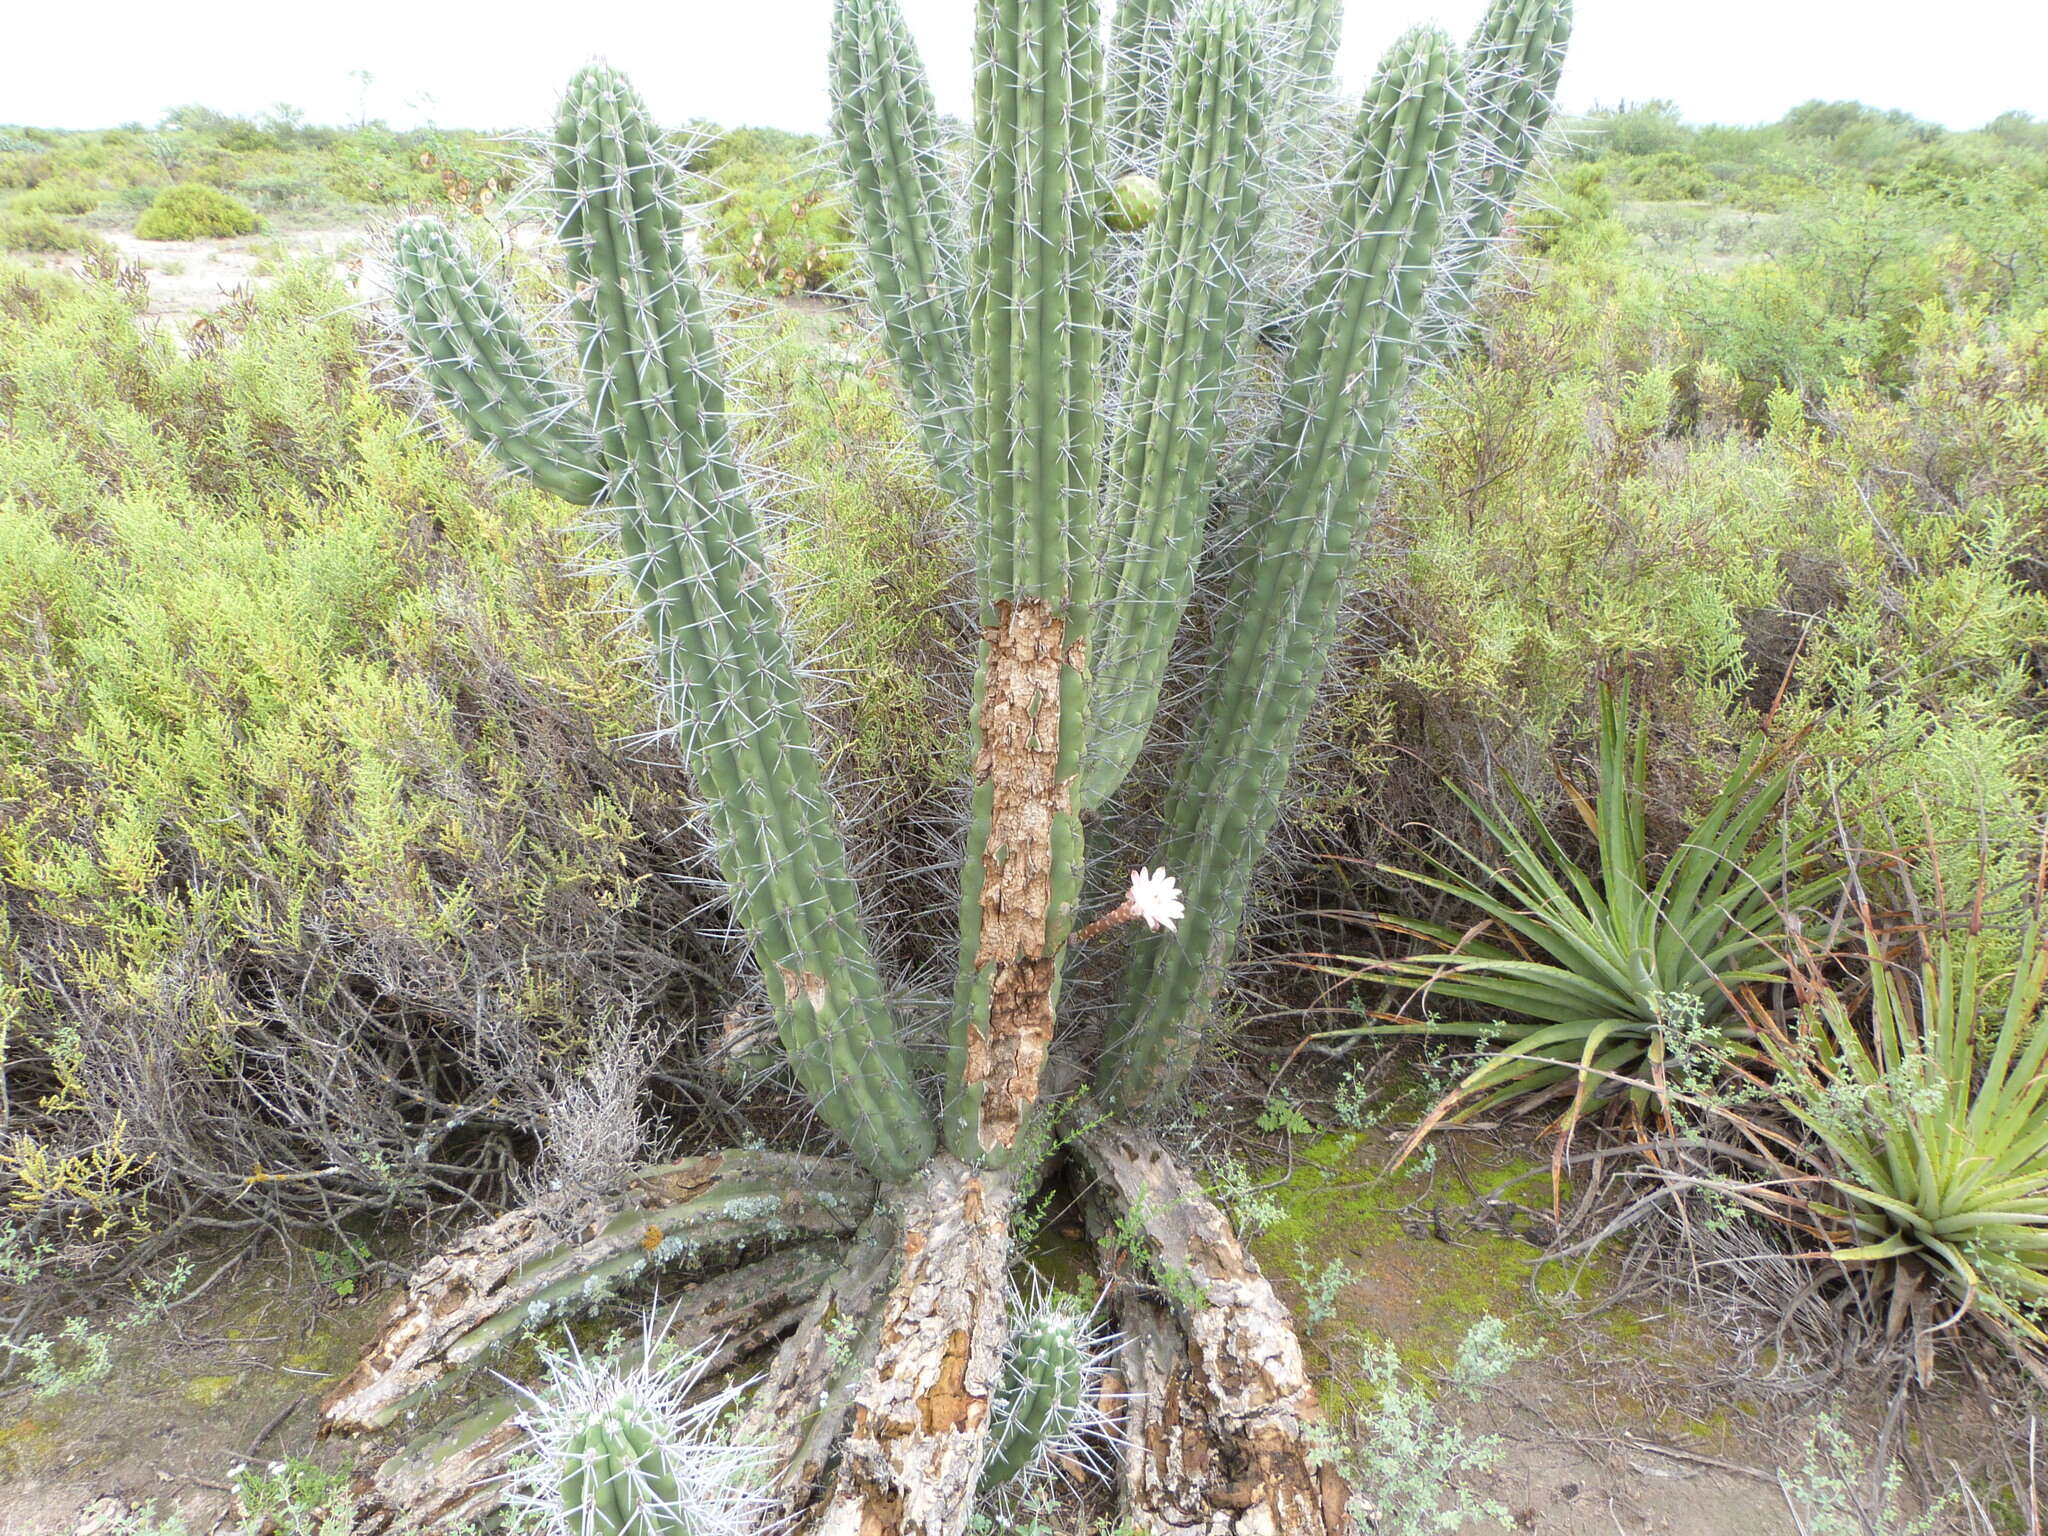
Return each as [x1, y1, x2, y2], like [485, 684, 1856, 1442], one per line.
[1764, 901, 2048, 1351]
[1302, 685, 1846, 1139]
[511, 1315, 779, 1536]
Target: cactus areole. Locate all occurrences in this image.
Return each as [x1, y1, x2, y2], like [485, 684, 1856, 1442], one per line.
[339, 1, 1572, 1532]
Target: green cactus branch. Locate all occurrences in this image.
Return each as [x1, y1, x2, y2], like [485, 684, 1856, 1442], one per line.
[391, 219, 607, 505]
[1099, 25, 1471, 1111]
[1106, 0, 1178, 171]
[1434, 0, 1575, 342]
[941, 0, 1109, 1165]
[1082, 0, 1272, 811]
[391, 68, 934, 1183]
[829, 0, 975, 505]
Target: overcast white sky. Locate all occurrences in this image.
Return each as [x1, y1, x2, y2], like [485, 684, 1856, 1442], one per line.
[6, 0, 2043, 135]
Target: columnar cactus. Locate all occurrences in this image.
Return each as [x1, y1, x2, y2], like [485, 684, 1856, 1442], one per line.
[369, 0, 1571, 1524]
[983, 1303, 1094, 1487]
[1432, 0, 1575, 347]
[394, 67, 934, 1185]
[1097, 24, 1473, 1110]
[390, 0, 1569, 1179]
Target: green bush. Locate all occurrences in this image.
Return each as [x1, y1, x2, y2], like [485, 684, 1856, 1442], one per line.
[9, 181, 100, 216]
[0, 261, 953, 1269]
[701, 152, 854, 297]
[134, 182, 259, 239]
[1611, 150, 1712, 201]
[0, 211, 110, 256]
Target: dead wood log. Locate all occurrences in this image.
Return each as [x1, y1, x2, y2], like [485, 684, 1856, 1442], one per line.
[1077, 1126, 1354, 1536]
[803, 1155, 1018, 1536]
[322, 1150, 873, 1434]
[346, 1240, 844, 1532]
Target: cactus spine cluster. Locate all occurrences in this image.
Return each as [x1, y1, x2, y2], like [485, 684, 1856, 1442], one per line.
[391, 0, 1571, 1179]
[984, 1303, 1093, 1487]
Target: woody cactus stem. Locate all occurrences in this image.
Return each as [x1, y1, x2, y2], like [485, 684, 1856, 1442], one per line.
[1082, 0, 1271, 809]
[828, 0, 974, 505]
[389, 68, 934, 1183]
[1099, 26, 1471, 1110]
[1433, 0, 1574, 342]
[941, 0, 1107, 1165]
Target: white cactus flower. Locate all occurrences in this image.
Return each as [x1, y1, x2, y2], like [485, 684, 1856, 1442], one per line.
[1127, 867, 1184, 933]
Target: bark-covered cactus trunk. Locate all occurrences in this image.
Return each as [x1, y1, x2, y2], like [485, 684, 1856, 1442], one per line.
[333, 0, 1573, 1529]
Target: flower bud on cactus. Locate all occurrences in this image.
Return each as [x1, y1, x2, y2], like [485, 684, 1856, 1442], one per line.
[1105, 172, 1164, 231]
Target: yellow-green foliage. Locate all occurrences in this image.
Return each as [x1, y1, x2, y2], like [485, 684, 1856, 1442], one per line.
[0, 261, 710, 1242]
[1314, 214, 2048, 915]
[701, 151, 855, 297]
[134, 183, 260, 239]
[0, 212, 109, 257]
[8, 182, 100, 217]
[0, 260, 963, 1256]
[728, 309, 965, 790]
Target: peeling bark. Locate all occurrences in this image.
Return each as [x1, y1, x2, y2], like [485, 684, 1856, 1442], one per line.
[346, 1242, 842, 1533]
[964, 598, 1084, 1150]
[1078, 1127, 1355, 1536]
[322, 1151, 873, 1434]
[744, 1207, 902, 1515]
[805, 1156, 1017, 1536]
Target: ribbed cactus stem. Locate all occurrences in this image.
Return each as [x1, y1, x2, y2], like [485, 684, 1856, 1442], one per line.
[549, 66, 934, 1182]
[942, 0, 1108, 1165]
[391, 67, 935, 1183]
[390, 219, 607, 505]
[1432, 0, 1573, 343]
[1082, 0, 1272, 811]
[1099, 27, 1470, 1111]
[983, 1307, 1089, 1487]
[1106, 0, 1178, 172]
[559, 1397, 689, 1536]
[830, 0, 975, 505]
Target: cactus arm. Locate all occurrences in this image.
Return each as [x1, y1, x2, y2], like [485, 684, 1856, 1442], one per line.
[1106, 0, 1178, 172]
[551, 66, 933, 1182]
[389, 218, 608, 505]
[829, 0, 975, 506]
[1081, 0, 1271, 811]
[1099, 27, 1470, 1111]
[1431, 0, 1573, 344]
[944, 0, 1108, 1165]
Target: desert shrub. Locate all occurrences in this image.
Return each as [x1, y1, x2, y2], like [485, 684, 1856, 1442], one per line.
[1289, 202, 2048, 963]
[0, 260, 954, 1311]
[1577, 99, 1693, 159]
[701, 149, 854, 297]
[1613, 150, 1712, 201]
[9, 181, 100, 216]
[134, 182, 260, 239]
[0, 264, 716, 1284]
[0, 211, 110, 256]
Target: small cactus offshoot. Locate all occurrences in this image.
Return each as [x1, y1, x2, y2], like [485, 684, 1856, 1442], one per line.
[984, 1292, 1117, 1489]
[514, 1326, 775, 1536]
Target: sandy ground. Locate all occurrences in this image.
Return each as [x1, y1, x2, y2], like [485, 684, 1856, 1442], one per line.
[50, 226, 379, 327]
